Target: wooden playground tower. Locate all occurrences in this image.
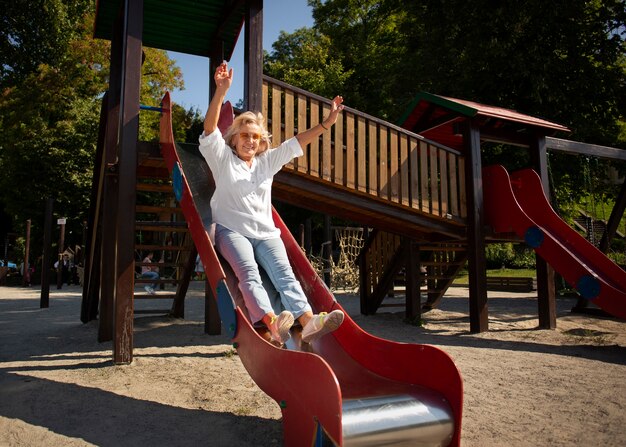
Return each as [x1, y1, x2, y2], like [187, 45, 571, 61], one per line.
[82, 0, 626, 365]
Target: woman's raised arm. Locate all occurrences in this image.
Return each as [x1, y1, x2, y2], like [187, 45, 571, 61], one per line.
[295, 95, 344, 148]
[203, 62, 233, 135]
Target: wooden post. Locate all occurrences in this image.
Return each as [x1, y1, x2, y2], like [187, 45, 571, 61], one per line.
[99, 6, 125, 342]
[464, 120, 489, 333]
[112, 0, 143, 364]
[23, 219, 31, 286]
[305, 218, 312, 256]
[81, 93, 109, 323]
[405, 239, 421, 322]
[205, 279, 221, 335]
[359, 247, 370, 315]
[40, 198, 53, 308]
[323, 215, 332, 287]
[244, 0, 263, 112]
[530, 134, 556, 329]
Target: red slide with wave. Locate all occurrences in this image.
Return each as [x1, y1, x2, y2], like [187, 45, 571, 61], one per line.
[483, 164, 626, 320]
[159, 93, 463, 446]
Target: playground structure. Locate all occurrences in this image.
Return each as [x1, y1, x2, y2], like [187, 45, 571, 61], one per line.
[81, 1, 625, 445]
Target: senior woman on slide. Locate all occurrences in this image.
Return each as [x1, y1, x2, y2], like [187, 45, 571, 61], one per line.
[199, 62, 345, 346]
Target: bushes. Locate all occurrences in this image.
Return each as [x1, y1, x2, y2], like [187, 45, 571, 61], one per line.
[486, 243, 536, 269]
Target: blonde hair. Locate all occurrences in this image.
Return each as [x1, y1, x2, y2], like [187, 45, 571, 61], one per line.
[223, 111, 272, 155]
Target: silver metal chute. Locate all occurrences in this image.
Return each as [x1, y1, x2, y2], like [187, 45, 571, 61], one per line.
[342, 393, 454, 447]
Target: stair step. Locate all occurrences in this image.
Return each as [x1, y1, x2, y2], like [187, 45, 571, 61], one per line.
[136, 183, 173, 193]
[134, 309, 172, 314]
[135, 222, 189, 232]
[134, 293, 177, 300]
[135, 244, 193, 251]
[421, 260, 465, 266]
[420, 245, 466, 251]
[136, 261, 186, 268]
[136, 204, 182, 214]
[135, 278, 179, 284]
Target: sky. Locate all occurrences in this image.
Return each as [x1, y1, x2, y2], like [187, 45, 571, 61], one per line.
[167, 0, 314, 113]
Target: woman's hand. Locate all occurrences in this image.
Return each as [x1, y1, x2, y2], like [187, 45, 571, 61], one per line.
[204, 62, 233, 134]
[214, 61, 233, 92]
[323, 96, 344, 128]
[296, 95, 345, 148]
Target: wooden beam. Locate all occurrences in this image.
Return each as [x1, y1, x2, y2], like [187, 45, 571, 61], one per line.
[530, 134, 556, 329]
[113, 0, 143, 364]
[404, 239, 421, 321]
[600, 179, 626, 252]
[81, 94, 108, 323]
[273, 173, 465, 241]
[464, 120, 488, 333]
[244, 0, 263, 111]
[99, 4, 125, 343]
[546, 137, 626, 161]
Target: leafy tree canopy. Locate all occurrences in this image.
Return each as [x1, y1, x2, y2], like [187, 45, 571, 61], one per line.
[0, 6, 187, 260]
[267, 0, 625, 221]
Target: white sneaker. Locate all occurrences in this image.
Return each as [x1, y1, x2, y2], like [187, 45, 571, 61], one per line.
[268, 311, 294, 345]
[145, 286, 155, 294]
[301, 310, 345, 343]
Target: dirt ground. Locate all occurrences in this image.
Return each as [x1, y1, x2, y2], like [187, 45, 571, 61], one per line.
[0, 282, 624, 446]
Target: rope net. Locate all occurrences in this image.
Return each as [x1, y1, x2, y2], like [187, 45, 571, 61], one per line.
[307, 227, 365, 293]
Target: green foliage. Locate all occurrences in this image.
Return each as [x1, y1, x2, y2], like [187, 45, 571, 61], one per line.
[288, 0, 626, 148]
[264, 28, 352, 98]
[0, 10, 189, 257]
[485, 243, 515, 269]
[0, 0, 93, 87]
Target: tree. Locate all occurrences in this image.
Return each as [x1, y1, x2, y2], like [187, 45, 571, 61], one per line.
[398, 0, 626, 147]
[270, 0, 625, 212]
[308, 0, 409, 120]
[0, 0, 92, 88]
[264, 28, 352, 99]
[0, 9, 186, 261]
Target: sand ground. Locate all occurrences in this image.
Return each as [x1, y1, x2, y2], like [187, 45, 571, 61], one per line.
[0, 282, 624, 446]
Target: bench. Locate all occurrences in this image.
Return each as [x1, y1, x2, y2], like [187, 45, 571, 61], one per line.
[486, 276, 536, 292]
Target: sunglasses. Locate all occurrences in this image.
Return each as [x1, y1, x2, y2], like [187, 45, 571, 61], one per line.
[239, 132, 262, 142]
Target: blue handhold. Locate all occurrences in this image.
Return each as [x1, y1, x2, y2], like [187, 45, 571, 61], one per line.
[524, 226, 544, 248]
[172, 162, 183, 202]
[314, 421, 324, 447]
[576, 275, 600, 300]
[216, 280, 237, 338]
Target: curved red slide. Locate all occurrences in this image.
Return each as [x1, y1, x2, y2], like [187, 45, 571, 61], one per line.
[159, 92, 463, 446]
[483, 165, 626, 320]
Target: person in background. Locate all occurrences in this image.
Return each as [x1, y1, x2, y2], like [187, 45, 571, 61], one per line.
[141, 251, 159, 294]
[199, 61, 345, 346]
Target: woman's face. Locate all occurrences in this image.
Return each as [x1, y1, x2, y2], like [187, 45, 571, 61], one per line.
[234, 122, 263, 163]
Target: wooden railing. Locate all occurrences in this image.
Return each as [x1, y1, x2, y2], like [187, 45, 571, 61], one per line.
[262, 75, 467, 220]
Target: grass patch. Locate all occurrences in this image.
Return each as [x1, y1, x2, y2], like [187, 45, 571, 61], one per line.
[453, 268, 535, 285]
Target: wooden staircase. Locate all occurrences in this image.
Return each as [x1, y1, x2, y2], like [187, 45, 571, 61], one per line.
[134, 142, 197, 316]
[359, 229, 468, 319]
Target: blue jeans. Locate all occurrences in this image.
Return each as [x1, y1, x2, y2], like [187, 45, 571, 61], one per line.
[141, 271, 159, 289]
[215, 224, 311, 324]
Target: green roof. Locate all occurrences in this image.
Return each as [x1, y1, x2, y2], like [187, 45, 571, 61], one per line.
[93, 0, 246, 58]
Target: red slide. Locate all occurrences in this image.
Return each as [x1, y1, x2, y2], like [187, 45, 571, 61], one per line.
[483, 165, 626, 320]
[159, 92, 463, 446]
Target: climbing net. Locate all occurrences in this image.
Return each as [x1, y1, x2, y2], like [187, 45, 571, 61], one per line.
[308, 227, 365, 293]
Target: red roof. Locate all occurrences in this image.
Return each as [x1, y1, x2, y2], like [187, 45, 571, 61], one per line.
[400, 92, 570, 151]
